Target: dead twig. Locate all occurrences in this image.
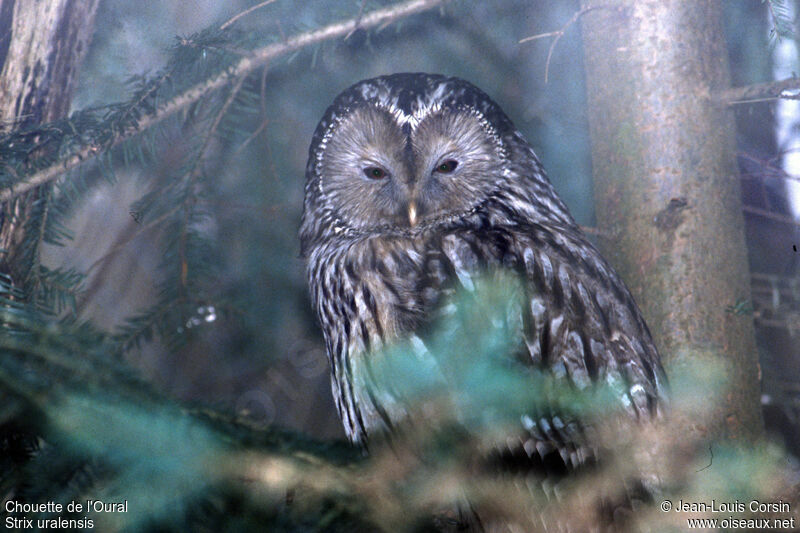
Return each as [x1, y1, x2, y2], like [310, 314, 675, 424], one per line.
[519, 5, 606, 83]
[220, 0, 279, 31]
[345, 0, 368, 40]
[738, 151, 800, 184]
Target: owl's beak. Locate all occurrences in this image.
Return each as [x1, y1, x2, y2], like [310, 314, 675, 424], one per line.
[408, 202, 418, 227]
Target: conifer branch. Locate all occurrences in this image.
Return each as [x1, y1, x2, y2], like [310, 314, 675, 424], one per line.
[177, 76, 246, 293]
[0, 0, 449, 203]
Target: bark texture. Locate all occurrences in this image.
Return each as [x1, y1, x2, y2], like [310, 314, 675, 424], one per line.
[580, 0, 764, 442]
[0, 0, 98, 284]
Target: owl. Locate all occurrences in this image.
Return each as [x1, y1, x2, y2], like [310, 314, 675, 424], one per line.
[299, 73, 667, 469]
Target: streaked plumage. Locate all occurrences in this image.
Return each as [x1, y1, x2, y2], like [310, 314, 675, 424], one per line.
[300, 73, 666, 469]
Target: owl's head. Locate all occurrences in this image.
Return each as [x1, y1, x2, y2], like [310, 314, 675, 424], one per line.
[300, 73, 565, 255]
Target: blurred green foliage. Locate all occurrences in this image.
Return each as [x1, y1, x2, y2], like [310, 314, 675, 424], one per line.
[365, 274, 620, 435]
[1, 269, 794, 531]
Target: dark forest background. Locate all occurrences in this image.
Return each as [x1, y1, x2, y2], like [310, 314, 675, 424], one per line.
[1, 0, 799, 531]
[52, 0, 796, 448]
[46, 0, 602, 440]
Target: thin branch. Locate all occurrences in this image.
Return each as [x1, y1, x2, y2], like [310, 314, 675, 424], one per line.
[220, 0, 278, 31]
[718, 77, 800, 106]
[578, 224, 611, 237]
[0, 0, 449, 203]
[234, 118, 269, 157]
[345, 0, 368, 40]
[752, 285, 800, 297]
[178, 75, 247, 292]
[738, 152, 800, 184]
[518, 30, 561, 43]
[27, 187, 52, 289]
[518, 5, 607, 84]
[752, 272, 800, 284]
[766, 0, 780, 36]
[84, 198, 284, 279]
[233, 64, 271, 157]
[113, 299, 182, 351]
[85, 206, 175, 276]
[742, 204, 800, 227]
[764, 0, 794, 43]
[754, 314, 800, 330]
[193, 75, 247, 178]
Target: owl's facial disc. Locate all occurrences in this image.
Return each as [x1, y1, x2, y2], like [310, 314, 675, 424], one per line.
[318, 104, 504, 233]
[319, 106, 414, 231]
[409, 107, 505, 223]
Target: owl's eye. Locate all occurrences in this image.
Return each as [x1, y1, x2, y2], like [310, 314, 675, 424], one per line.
[435, 160, 458, 174]
[363, 166, 388, 180]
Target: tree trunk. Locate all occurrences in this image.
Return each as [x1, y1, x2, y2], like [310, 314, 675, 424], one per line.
[579, 0, 764, 442]
[0, 0, 98, 286]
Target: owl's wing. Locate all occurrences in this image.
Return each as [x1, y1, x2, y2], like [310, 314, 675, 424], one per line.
[426, 223, 667, 471]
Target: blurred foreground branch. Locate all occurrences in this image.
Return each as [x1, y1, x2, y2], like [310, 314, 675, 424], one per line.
[2, 275, 798, 531]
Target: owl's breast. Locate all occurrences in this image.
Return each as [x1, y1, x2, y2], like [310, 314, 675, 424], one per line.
[355, 234, 431, 339]
[309, 233, 436, 351]
[307, 233, 433, 441]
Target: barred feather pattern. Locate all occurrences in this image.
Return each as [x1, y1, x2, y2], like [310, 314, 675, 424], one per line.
[300, 74, 667, 467]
